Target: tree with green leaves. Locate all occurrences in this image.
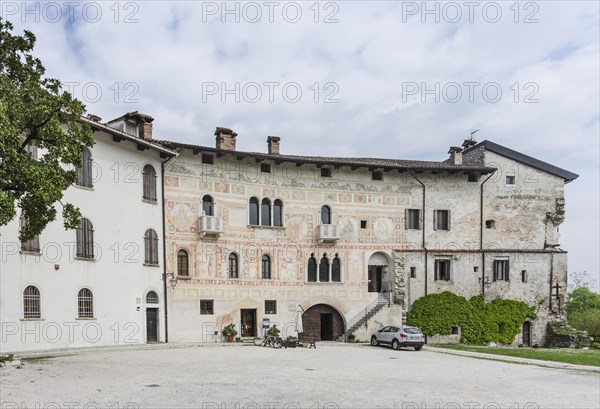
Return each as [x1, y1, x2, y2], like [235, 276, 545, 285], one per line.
[0, 19, 93, 241]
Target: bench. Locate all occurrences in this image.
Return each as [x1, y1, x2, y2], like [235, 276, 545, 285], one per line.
[298, 333, 316, 349]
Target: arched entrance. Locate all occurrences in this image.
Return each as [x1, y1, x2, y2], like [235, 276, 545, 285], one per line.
[301, 304, 345, 341]
[368, 252, 391, 293]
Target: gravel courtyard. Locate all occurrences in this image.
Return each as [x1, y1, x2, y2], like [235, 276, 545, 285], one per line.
[1, 344, 598, 409]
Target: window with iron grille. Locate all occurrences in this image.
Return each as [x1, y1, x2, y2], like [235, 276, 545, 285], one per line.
[229, 253, 239, 278]
[76, 218, 94, 259]
[434, 210, 450, 231]
[506, 175, 516, 185]
[177, 250, 189, 276]
[468, 173, 479, 182]
[265, 300, 277, 314]
[200, 299, 214, 315]
[434, 260, 451, 281]
[307, 254, 317, 282]
[332, 254, 341, 282]
[144, 229, 159, 265]
[23, 285, 40, 319]
[76, 146, 93, 188]
[146, 291, 159, 304]
[19, 215, 40, 253]
[262, 255, 271, 279]
[78, 288, 94, 318]
[406, 209, 421, 230]
[142, 164, 157, 202]
[493, 259, 510, 281]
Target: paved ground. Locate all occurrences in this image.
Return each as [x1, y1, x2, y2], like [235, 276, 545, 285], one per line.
[1, 344, 599, 409]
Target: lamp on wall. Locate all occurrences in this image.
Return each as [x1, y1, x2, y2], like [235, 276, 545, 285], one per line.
[479, 276, 492, 289]
[165, 273, 177, 289]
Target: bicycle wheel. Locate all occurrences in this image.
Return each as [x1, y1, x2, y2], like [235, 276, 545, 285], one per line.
[273, 338, 282, 349]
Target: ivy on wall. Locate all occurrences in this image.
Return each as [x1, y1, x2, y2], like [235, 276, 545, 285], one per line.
[406, 291, 537, 344]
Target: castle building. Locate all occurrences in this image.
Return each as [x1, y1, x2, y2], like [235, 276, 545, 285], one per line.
[0, 112, 578, 353]
[159, 128, 577, 345]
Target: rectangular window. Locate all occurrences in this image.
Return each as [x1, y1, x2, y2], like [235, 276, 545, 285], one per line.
[434, 260, 451, 281]
[434, 210, 450, 231]
[372, 170, 383, 181]
[406, 209, 421, 230]
[265, 300, 277, 315]
[261, 163, 271, 173]
[468, 173, 478, 182]
[360, 220, 367, 229]
[321, 168, 332, 177]
[493, 260, 510, 281]
[410, 267, 416, 279]
[521, 270, 528, 283]
[201, 154, 214, 164]
[19, 216, 40, 253]
[506, 175, 516, 185]
[200, 299, 214, 315]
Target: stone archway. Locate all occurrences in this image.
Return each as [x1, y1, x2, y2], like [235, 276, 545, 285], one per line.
[301, 304, 345, 341]
[368, 252, 391, 293]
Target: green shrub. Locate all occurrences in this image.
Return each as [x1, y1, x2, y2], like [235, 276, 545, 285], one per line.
[568, 310, 600, 338]
[406, 291, 536, 344]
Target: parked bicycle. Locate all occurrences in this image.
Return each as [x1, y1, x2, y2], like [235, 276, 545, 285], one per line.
[262, 334, 282, 348]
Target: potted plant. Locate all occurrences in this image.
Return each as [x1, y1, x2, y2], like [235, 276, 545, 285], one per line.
[267, 325, 280, 338]
[347, 334, 356, 343]
[286, 335, 298, 348]
[222, 323, 237, 342]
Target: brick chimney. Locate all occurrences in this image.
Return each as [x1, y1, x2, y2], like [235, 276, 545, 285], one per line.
[138, 118, 154, 141]
[448, 146, 463, 165]
[215, 127, 237, 151]
[267, 136, 280, 155]
[86, 114, 102, 122]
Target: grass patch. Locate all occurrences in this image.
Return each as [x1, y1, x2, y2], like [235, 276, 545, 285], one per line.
[432, 344, 600, 367]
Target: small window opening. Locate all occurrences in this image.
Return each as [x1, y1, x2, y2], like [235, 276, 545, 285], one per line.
[360, 220, 367, 229]
[261, 163, 271, 173]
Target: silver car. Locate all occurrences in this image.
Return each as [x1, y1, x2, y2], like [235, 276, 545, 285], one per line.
[371, 325, 425, 351]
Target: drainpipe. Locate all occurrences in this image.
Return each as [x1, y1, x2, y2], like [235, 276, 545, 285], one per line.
[479, 171, 495, 296]
[549, 252, 554, 314]
[161, 153, 178, 343]
[408, 170, 427, 296]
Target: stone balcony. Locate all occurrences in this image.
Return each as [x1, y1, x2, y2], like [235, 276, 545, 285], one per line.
[199, 215, 224, 238]
[318, 224, 339, 243]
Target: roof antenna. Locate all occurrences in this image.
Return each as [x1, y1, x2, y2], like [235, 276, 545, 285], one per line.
[470, 129, 479, 139]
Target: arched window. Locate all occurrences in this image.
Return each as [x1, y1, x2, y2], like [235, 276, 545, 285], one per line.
[177, 250, 189, 276]
[229, 253, 239, 278]
[78, 288, 94, 318]
[146, 291, 159, 304]
[307, 254, 317, 282]
[19, 214, 40, 253]
[249, 197, 259, 225]
[273, 199, 283, 227]
[319, 254, 330, 282]
[144, 229, 159, 265]
[321, 205, 331, 225]
[142, 164, 157, 202]
[261, 198, 271, 226]
[262, 255, 271, 279]
[23, 285, 40, 319]
[76, 146, 93, 188]
[332, 254, 341, 282]
[76, 218, 94, 259]
[202, 195, 214, 216]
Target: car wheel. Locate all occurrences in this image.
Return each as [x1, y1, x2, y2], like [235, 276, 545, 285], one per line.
[392, 339, 400, 350]
[371, 336, 379, 346]
[414, 346, 423, 351]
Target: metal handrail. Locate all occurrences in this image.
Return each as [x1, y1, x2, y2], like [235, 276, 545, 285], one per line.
[345, 295, 382, 333]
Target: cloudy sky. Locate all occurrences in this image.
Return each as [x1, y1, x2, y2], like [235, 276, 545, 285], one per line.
[4, 1, 599, 289]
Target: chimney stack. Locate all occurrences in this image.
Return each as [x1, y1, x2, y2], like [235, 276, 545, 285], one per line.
[86, 114, 102, 123]
[267, 136, 281, 155]
[215, 127, 237, 150]
[124, 111, 154, 140]
[462, 138, 477, 150]
[448, 146, 463, 165]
